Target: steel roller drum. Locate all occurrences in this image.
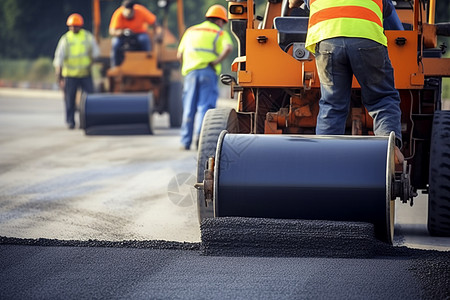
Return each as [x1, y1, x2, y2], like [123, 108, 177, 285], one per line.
[213, 132, 396, 242]
[80, 93, 153, 135]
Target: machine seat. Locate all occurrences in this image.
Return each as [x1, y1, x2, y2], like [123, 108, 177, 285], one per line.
[274, 16, 309, 51]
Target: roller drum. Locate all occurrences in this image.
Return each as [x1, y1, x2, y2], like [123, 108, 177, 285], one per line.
[213, 133, 395, 242]
[81, 93, 153, 135]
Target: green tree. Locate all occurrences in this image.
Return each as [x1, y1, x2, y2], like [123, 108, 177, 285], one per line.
[1, 0, 448, 61]
[0, 0, 93, 59]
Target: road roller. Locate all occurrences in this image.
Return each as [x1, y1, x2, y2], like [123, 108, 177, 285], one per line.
[80, 0, 185, 135]
[195, 0, 450, 243]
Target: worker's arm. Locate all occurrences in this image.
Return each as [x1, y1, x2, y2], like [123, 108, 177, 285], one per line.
[109, 27, 125, 37]
[383, 0, 404, 30]
[89, 32, 101, 64]
[91, 38, 100, 60]
[209, 43, 233, 67]
[53, 36, 66, 89]
[109, 8, 126, 37]
[176, 50, 183, 61]
[177, 29, 187, 62]
[289, 0, 304, 9]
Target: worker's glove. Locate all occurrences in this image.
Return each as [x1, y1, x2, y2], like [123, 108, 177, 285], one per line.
[123, 28, 133, 36]
[394, 146, 404, 166]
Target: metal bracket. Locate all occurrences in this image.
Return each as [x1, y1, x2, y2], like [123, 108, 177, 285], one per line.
[194, 157, 215, 207]
[392, 161, 418, 205]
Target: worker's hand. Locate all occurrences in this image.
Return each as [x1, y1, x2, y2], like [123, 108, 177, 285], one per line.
[58, 78, 65, 90]
[55, 71, 64, 90]
[394, 146, 404, 166]
[123, 28, 133, 36]
[289, 0, 304, 8]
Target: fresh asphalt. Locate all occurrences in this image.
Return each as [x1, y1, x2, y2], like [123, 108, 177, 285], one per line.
[1, 236, 449, 300]
[0, 89, 449, 299]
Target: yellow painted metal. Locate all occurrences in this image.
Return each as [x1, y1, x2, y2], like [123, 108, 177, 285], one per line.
[429, 0, 436, 24]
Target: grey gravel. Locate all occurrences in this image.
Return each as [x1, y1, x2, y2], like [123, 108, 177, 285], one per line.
[201, 217, 387, 258]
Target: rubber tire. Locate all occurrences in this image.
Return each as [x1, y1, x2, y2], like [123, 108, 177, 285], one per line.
[168, 80, 183, 128]
[428, 110, 450, 236]
[196, 108, 239, 223]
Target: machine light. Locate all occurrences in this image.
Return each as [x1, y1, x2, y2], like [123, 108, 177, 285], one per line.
[229, 5, 246, 15]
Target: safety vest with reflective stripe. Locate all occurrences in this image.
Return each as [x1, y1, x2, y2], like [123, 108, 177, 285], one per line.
[62, 29, 93, 78]
[305, 0, 387, 53]
[178, 21, 231, 76]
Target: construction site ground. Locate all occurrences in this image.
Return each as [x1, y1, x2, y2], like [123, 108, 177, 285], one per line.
[0, 88, 449, 299]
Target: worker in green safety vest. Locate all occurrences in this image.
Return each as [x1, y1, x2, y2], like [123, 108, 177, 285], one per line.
[53, 13, 100, 130]
[289, 0, 404, 165]
[177, 4, 233, 150]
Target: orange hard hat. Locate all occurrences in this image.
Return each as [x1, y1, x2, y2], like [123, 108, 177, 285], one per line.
[66, 13, 84, 27]
[205, 4, 228, 23]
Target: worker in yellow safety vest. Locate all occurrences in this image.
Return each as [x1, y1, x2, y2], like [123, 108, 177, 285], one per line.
[289, 0, 404, 164]
[53, 13, 99, 130]
[177, 4, 233, 150]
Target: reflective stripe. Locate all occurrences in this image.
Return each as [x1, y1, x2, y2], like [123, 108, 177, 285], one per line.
[310, 0, 382, 11]
[178, 21, 232, 76]
[305, 0, 386, 53]
[191, 29, 223, 55]
[193, 48, 217, 54]
[308, 6, 383, 28]
[212, 30, 222, 55]
[189, 27, 224, 35]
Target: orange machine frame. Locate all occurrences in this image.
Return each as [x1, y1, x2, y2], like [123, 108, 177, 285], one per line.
[231, 0, 450, 91]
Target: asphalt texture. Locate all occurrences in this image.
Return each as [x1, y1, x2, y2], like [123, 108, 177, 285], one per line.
[2, 217, 450, 299]
[201, 217, 387, 258]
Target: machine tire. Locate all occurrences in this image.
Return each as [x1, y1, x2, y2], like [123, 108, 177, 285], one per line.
[428, 110, 450, 236]
[168, 80, 183, 128]
[196, 108, 239, 223]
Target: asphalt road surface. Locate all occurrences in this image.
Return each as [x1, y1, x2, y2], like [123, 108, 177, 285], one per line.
[0, 88, 449, 299]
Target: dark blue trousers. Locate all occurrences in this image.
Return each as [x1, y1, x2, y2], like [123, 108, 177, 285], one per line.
[64, 77, 93, 128]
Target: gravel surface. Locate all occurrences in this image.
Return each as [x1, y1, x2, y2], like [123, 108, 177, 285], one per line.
[201, 217, 382, 258]
[1, 233, 449, 299]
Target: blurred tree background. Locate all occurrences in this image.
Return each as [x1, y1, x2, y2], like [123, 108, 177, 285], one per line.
[0, 0, 235, 85]
[0, 0, 449, 95]
[0, 0, 229, 59]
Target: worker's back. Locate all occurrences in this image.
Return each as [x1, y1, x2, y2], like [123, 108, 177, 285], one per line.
[178, 20, 230, 76]
[305, 0, 387, 53]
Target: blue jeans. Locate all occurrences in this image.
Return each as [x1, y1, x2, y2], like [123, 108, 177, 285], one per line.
[64, 76, 94, 127]
[314, 37, 402, 142]
[180, 67, 218, 148]
[111, 33, 151, 66]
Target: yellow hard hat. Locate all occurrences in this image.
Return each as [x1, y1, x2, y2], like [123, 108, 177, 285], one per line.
[66, 13, 84, 27]
[205, 4, 228, 23]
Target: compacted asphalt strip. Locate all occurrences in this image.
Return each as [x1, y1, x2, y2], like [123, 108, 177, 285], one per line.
[1, 234, 450, 300]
